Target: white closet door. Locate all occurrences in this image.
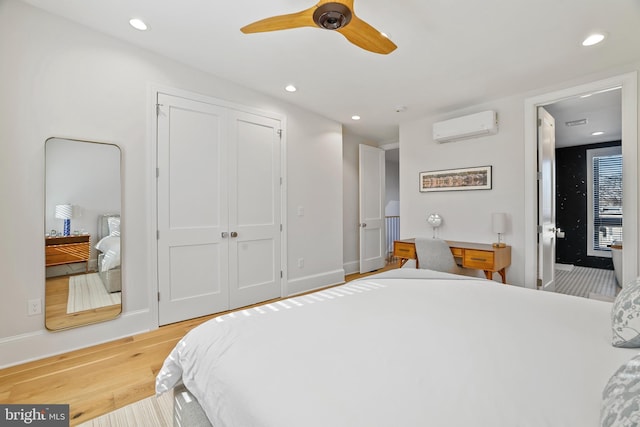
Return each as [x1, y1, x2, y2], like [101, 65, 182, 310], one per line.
[157, 93, 229, 325]
[228, 111, 282, 309]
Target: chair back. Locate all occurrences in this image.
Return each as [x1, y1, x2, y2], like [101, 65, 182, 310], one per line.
[414, 238, 459, 273]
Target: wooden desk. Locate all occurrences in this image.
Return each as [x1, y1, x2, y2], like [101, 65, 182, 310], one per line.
[45, 235, 91, 272]
[393, 238, 511, 284]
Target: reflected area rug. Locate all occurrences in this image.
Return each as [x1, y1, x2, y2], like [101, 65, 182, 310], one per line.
[67, 273, 121, 314]
[77, 393, 172, 427]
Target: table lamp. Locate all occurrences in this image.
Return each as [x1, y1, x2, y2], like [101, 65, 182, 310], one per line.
[55, 204, 74, 236]
[492, 212, 507, 248]
[427, 213, 443, 238]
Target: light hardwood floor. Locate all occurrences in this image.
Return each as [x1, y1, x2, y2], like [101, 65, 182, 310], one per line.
[45, 274, 121, 331]
[0, 263, 399, 426]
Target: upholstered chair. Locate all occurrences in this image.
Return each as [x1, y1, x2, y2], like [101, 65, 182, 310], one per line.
[414, 238, 484, 278]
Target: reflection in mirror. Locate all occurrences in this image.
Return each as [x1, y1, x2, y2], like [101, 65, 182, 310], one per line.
[45, 137, 122, 330]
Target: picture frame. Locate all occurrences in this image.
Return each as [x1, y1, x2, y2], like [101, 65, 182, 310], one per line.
[419, 165, 492, 192]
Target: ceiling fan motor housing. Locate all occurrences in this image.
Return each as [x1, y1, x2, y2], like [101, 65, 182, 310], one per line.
[313, 3, 353, 30]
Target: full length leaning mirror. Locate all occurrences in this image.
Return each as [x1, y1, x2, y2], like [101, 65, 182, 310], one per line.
[45, 137, 122, 330]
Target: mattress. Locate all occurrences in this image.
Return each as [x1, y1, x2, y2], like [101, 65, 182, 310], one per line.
[157, 269, 637, 427]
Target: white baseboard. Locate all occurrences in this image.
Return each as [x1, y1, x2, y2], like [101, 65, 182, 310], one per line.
[0, 309, 154, 369]
[286, 269, 345, 297]
[343, 260, 359, 275]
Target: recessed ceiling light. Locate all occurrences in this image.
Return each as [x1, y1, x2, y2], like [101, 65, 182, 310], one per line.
[582, 33, 605, 46]
[285, 85, 297, 93]
[351, 115, 361, 121]
[592, 131, 605, 136]
[129, 18, 148, 31]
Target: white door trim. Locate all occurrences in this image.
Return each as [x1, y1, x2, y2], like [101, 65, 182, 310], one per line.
[523, 72, 638, 288]
[148, 83, 287, 324]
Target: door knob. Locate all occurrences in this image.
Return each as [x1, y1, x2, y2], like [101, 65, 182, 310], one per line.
[221, 232, 228, 238]
[361, 223, 367, 228]
[230, 231, 238, 238]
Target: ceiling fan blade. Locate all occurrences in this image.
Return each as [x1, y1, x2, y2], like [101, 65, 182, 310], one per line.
[241, 7, 316, 34]
[317, 0, 354, 7]
[338, 15, 397, 54]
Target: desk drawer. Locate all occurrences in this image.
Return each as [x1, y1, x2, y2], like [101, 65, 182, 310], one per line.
[393, 241, 416, 259]
[450, 247, 463, 258]
[464, 250, 494, 270]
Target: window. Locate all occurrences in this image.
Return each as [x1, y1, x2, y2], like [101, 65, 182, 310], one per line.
[587, 146, 622, 257]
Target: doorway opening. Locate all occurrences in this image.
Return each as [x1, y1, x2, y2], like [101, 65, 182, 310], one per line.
[524, 72, 638, 290]
[544, 89, 622, 299]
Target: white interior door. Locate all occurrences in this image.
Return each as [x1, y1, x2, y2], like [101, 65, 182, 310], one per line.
[538, 106, 557, 292]
[359, 144, 386, 274]
[157, 93, 230, 325]
[228, 111, 281, 309]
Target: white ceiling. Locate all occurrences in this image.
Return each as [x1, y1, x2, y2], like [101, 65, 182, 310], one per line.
[20, 0, 640, 144]
[545, 88, 622, 148]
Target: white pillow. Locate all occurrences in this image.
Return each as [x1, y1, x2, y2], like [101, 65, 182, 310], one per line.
[95, 235, 121, 271]
[107, 216, 121, 237]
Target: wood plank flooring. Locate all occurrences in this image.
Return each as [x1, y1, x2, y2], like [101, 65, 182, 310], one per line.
[46, 275, 121, 331]
[0, 263, 399, 426]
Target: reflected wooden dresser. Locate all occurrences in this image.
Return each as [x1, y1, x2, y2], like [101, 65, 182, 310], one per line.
[45, 235, 91, 272]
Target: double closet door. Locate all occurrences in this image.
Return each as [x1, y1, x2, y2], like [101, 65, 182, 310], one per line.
[157, 93, 282, 326]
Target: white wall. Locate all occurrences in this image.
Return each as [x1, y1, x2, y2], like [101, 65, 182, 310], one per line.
[0, 0, 343, 367]
[400, 66, 640, 287]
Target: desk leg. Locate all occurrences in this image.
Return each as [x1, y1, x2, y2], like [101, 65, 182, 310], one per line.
[484, 270, 507, 284]
[498, 269, 507, 284]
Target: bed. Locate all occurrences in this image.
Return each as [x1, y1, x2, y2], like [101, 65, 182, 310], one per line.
[156, 268, 640, 427]
[95, 214, 121, 293]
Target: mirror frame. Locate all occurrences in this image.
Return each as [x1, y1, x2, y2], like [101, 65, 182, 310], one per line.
[44, 137, 122, 331]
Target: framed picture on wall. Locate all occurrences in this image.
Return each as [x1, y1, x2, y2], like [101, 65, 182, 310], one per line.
[419, 165, 492, 192]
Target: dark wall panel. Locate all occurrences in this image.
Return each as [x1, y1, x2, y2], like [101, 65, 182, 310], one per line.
[555, 141, 621, 269]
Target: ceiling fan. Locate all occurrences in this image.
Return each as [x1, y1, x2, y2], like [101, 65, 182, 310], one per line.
[240, 0, 397, 55]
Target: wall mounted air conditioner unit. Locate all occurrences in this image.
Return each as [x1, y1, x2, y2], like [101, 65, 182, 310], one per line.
[432, 110, 498, 143]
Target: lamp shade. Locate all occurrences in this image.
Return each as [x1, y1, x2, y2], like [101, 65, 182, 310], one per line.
[55, 204, 73, 220]
[492, 212, 507, 234]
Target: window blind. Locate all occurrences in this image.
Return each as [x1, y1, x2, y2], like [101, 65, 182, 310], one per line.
[592, 153, 623, 251]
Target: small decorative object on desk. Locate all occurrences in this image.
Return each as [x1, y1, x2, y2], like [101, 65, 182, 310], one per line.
[427, 213, 443, 238]
[492, 212, 507, 248]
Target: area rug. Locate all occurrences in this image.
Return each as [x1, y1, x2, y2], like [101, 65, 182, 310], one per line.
[554, 265, 617, 299]
[67, 273, 121, 314]
[76, 392, 172, 427]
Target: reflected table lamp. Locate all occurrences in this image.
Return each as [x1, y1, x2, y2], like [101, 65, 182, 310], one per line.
[55, 204, 74, 236]
[492, 212, 507, 248]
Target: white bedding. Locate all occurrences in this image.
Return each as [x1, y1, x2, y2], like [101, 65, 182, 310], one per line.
[156, 269, 638, 427]
[95, 235, 120, 271]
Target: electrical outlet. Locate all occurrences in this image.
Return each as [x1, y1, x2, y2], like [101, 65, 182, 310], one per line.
[28, 298, 42, 316]
[297, 258, 304, 268]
